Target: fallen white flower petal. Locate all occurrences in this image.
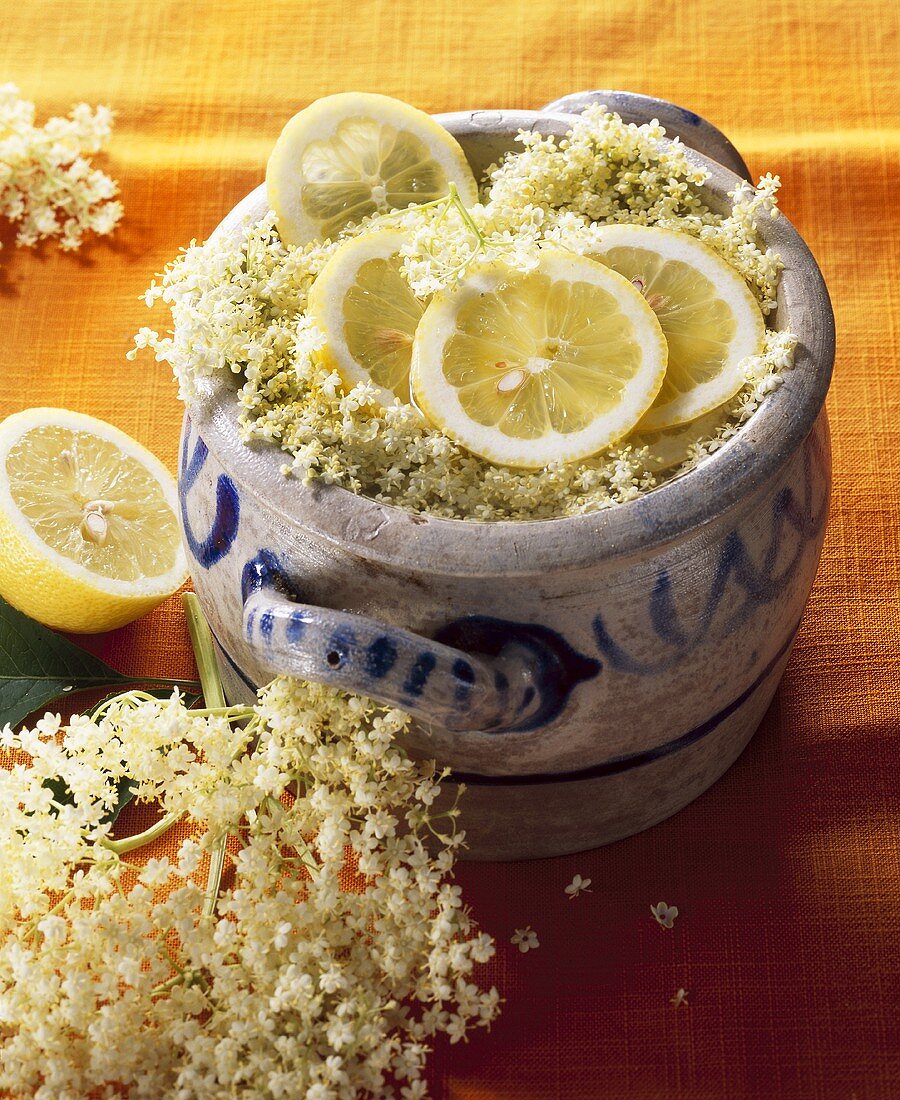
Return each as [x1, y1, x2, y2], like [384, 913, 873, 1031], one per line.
[651, 901, 679, 929]
[510, 926, 540, 953]
[564, 874, 592, 898]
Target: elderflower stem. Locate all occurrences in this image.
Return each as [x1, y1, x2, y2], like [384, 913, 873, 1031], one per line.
[100, 810, 184, 856]
[447, 182, 487, 246]
[202, 833, 229, 919]
[24, 888, 76, 942]
[183, 593, 232, 919]
[150, 973, 183, 998]
[122, 676, 203, 692]
[377, 189, 457, 224]
[183, 593, 226, 711]
[294, 835, 321, 880]
[379, 183, 489, 278]
[181, 704, 253, 720]
[418, 183, 492, 278]
[261, 793, 321, 879]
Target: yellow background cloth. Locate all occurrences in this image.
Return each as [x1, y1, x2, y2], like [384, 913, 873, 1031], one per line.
[1, 1, 898, 1095]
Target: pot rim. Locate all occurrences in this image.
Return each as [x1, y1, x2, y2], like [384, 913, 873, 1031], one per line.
[185, 106, 835, 577]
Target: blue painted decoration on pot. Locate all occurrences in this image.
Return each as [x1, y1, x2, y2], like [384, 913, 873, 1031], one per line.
[434, 615, 601, 731]
[179, 419, 240, 568]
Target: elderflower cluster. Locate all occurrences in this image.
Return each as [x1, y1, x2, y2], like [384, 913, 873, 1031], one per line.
[132, 106, 794, 521]
[0, 83, 122, 252]
[0, 679, 498, 1098]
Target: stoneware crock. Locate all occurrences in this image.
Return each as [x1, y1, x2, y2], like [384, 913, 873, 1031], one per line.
[179, 90, 835, 860]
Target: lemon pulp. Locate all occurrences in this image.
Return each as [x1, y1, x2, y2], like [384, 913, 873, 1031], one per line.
[0, 408, 187, 633]
[301, 120, 452, 240]
[6, 425, 180, 582]
[604, 246, 734, 405]
[342, 255, 422, 401]
[308, 228, 424, 405]
[444, 273, 642, 438]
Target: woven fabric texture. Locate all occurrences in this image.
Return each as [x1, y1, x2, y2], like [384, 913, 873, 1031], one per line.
[0, 1, 898, 1096]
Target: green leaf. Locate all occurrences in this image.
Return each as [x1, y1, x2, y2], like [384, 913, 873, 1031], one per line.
[42, 773, 137, 827]
[0, 595, 128, 729]
[104, 776, 137, 826]
[0, 596, 201, 730]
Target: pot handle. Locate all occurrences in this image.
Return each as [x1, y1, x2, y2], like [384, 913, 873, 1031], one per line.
[240, 552, 541, 733]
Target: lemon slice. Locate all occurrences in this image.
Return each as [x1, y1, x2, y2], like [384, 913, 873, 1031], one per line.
[266, 92, 478, 247]
[0, 408, 188, 633]
[410, 250, 667, 468]
[307, 228, 422, 405]
[586, 224, 765, 431]
[628, 405, 728, 473]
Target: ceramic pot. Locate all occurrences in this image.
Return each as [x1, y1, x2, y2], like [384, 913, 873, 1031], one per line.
[179, 91, 834, 860]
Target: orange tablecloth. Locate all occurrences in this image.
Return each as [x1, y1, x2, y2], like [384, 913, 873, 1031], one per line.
[2, 1, 898, 1095]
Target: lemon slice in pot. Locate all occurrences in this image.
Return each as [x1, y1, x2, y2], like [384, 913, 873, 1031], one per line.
[307, 228, 423, 405]
[0, 408, 187, 633]
[266, 92, 479, 247]
[410, 250, 667, 469]
[627, 405, 729, 473]
[586, 224, 765, 431]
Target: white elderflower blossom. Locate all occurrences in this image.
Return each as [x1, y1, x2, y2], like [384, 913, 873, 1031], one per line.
[0, 678, 499, 1097]
[510, 926, 540, 953]
[564, 873, 592, 898]
[0, 83, 122, 253]
[650, 901, 679, 929]
[132, 106, 795, 521]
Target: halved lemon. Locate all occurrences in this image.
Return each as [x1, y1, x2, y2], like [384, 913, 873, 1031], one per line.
[586, 225, 765, 431]
[0, 408, 188, 633]
[266, 92, 478, 247]
[307, 228, 423, 405]
[410, 250, 667, 468]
